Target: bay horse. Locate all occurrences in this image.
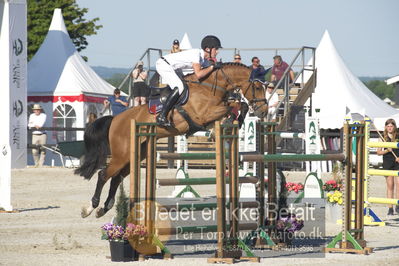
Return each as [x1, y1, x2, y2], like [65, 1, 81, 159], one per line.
[75, 62, 268, 218]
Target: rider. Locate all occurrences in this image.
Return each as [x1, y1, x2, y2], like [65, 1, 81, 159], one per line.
[155, 35, 222, 127]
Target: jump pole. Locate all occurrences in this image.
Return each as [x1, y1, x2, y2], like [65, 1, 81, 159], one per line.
[208, 120, 259, 263]
[362, 118, 399, 226]
[324, 121, 373, 254]
[129, 120, 171, 259]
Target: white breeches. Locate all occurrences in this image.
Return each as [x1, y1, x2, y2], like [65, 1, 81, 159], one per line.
[156, 59, 184, 94]
[267, 107, 277, 121]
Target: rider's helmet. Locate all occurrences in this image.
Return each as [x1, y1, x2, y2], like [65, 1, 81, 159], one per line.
[201, 35, 222, 50]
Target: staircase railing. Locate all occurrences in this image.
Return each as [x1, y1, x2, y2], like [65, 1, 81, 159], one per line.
[267, 46, 316, 128]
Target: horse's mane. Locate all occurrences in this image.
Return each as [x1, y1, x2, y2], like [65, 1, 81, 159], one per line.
[221, 62, 250, 69]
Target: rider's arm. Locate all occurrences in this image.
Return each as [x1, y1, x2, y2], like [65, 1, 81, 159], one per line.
[192, 63, 214, 80]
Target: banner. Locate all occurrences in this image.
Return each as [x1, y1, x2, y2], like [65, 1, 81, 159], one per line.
[0, 0, 27, 169]
[0, 0, 27, 211]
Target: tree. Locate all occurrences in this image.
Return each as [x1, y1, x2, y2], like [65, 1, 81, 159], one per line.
[364, 80, 394, 100]
[27, 0, 102, 61]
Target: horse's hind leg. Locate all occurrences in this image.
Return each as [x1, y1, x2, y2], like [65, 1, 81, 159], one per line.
[82, 169, 108, 218]
[96, 165, 128, 218]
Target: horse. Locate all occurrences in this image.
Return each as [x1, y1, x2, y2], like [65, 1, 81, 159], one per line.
[75, 62, 268, 218]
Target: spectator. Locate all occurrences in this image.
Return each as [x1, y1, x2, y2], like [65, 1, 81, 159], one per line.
[28, 104, 47, 167]
[131, 61, 149, 106]
[86, 112, 97, 127]
[170, 39, 181, 54]
[265, 83, 279, 121]
[104, 89, 129, 116]
[376, 118, 399, 216]
[249, 56, 269, 82]
[271, 55, 295, 84]
[233, 54, 242, 63]
[155, 35, 222, 127]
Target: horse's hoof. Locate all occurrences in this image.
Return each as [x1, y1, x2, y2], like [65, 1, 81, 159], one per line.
[81, 206, 92, 218]
[96, 208, 106, 218]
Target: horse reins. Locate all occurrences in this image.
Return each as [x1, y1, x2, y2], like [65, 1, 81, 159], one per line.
[184, 65, 268, 113]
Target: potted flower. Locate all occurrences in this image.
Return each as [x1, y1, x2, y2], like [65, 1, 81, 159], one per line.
[266, 213, 304, 246]
[322, 179, 343, 193]
[101, 222, 148, 261]
[285, 182, 304, 194]
[325, 190, 344, 222]
[101, 183, 147, 262]
[283, 182, 304, 204]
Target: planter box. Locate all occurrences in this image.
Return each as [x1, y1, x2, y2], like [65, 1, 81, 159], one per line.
[109, 240, 138, 262]
[326, 203, 342, 223]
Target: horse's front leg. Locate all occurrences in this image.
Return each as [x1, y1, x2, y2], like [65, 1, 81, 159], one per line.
[82, 169, 109, 218]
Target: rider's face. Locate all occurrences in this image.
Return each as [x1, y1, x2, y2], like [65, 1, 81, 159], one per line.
[205, 47, 219, 58]
[211, 48, 219, 58]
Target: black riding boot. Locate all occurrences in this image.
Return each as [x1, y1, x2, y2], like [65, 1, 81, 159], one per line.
[157, 87, 180, 127]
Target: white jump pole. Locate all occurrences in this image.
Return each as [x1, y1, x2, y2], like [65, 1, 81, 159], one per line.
[0, 0, 28, 211]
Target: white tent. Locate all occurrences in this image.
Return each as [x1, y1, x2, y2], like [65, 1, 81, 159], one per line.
[28, 8, 115, 146]
[180, 33, 192, 50]
[309, 31, 399, 130]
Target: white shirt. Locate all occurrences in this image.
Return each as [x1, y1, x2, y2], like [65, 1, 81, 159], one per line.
[162, 49, 205, 74]
[266, 90, 279, 107]
[28, 113, 47, 134]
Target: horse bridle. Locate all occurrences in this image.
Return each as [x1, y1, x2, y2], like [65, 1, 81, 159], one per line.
[217, 67, 268, 114]
[183, 66, 268, 114]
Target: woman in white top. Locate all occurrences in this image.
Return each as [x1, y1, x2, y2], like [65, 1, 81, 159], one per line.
[155, 35, 222, 128]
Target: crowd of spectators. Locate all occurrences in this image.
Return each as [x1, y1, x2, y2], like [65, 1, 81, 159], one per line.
[231, 53, 295, 121]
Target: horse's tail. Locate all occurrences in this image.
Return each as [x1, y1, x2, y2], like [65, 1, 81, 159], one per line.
[74, 116, 113, 180]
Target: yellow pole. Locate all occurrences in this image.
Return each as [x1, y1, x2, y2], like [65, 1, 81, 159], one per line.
[363, 119, 370, 209]
[368, 197, 399, 205]
[367, 169, 399, 177]
[367, 142, 399, 149]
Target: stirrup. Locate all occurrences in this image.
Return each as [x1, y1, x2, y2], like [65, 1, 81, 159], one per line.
[156, 115, 172, 128]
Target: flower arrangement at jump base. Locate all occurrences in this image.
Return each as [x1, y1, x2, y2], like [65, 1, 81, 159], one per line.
[266, 213, 304, 245]
[101, 222, 148, 242]
[285, 182, 304, 194]
[322, 179, 343, 192]
[101, 183, 148, 262]
[326, 190, 343, 205]
[275, 214, 304, 233]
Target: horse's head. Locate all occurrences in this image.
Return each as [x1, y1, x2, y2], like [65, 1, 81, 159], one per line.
[216, 63, 268, 118]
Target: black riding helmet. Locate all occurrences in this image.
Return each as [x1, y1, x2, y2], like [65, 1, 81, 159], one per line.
[201, 35, 222, 50]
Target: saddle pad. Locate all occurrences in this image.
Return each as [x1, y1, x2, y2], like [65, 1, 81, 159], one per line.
[148, 87, 189, 115]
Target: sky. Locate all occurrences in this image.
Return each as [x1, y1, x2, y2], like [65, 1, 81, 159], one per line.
[76, 0, 399, 77]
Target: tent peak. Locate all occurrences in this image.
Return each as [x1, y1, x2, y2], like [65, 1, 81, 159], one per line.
[49, 8, 69, 35]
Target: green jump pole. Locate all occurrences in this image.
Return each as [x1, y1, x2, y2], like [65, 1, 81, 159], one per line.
[241, 153, 345, 162]
[157, 223, 258, 235]
[157, 176, 259, 186]
[159, 152, 217, 160]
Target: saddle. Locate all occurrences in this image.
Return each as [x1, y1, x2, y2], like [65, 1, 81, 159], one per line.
[148, 83, 189, 114]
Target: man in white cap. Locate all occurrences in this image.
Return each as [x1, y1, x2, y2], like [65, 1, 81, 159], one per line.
[28, 104, 47, 167]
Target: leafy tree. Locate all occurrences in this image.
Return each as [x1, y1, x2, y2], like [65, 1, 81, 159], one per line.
[27, 0, 102, 61]
[106, 73, 130, 94]
[364, 80, 394, 100]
